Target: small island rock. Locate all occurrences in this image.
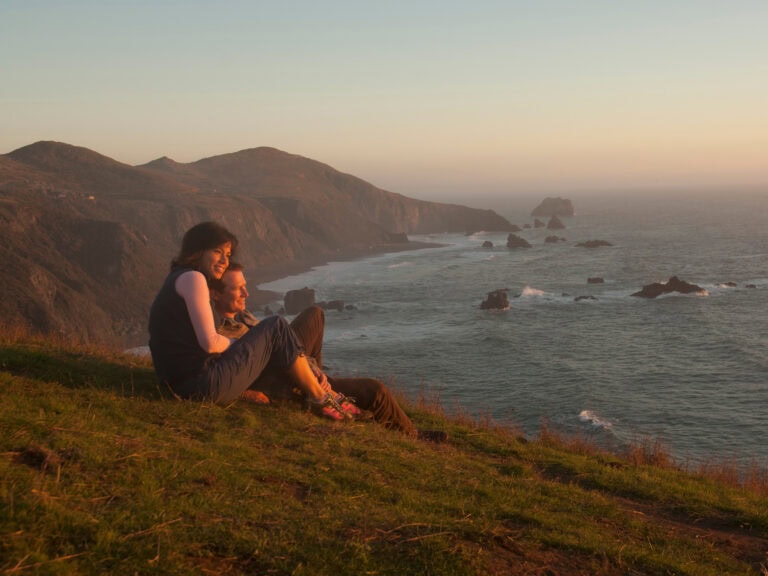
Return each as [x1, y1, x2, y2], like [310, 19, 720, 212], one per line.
[531, 197, 575, 217]
[631, 276, 708, 299]
[547, 215, 566, 230]
[506, 233, 532, 248]
[576, 240, 613, 248]
[284, 287, 316, 314]
[481, 289, 510, 310]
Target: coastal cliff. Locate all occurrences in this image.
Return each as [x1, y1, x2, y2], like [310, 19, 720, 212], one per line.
[0, 141, 513, 344]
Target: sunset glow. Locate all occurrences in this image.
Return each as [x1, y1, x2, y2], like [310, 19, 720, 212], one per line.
[2, 1, 766, 199]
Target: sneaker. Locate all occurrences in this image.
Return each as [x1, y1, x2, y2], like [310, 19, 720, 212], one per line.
[417, 430, 448, 443]
[308, 393, 349, 421]
[336, 394, 362, 419]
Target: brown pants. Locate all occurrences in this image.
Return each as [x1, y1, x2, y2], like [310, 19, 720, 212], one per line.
[255, 306, 416, 435]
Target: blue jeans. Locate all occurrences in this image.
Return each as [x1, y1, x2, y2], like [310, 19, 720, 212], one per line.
[172, 315, 304, 404]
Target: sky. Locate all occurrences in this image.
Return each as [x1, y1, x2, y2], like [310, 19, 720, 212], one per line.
[2, 0, 766, 201]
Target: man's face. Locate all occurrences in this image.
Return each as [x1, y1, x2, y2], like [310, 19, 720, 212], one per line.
[212, 269, 249, 317]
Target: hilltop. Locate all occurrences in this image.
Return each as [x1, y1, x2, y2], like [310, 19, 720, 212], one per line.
[1, 335, 766, 575]
[0, 141, 513, 345]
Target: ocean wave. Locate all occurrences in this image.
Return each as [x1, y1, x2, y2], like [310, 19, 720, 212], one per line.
[520, 286, 545, 297]
[387, 261, 414, 269]
[579, 410, 613, 430]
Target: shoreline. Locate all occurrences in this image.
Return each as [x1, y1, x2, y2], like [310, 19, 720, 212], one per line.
[248, 240, 445, 307]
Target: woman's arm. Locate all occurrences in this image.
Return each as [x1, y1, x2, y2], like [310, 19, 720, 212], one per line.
[175, 270, 232, 353]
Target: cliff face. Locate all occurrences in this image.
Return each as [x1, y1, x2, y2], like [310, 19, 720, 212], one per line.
[1, 141, 513, 345]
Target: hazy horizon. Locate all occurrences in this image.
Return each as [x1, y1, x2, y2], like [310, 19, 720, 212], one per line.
[2, 2, 766, 201]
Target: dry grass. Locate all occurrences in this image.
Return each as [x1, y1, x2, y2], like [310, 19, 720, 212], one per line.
[2, 335, 767, 575]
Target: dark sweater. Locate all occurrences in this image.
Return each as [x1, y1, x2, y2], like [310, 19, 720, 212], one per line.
[148, 268, 211, 387]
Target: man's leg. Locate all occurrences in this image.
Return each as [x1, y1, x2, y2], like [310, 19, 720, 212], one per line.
[330, 377, 417, 436]
[251, 306, 325, 401]
[289, 305, 325, 367]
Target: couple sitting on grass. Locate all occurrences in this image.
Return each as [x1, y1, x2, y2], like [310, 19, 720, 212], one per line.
[148, 221, 444, 441]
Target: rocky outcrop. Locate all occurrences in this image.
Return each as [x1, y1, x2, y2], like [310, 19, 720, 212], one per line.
[631, 276, 708, 299]
[545, 235, 566, 243]
[284, 288, 316, 315]
[587, 277, 604, 284]
[547, 215, 566, 230]
[481, 289, 510, 310]
[506, 234, 532, 248]
[482, 241, 494, 248]
[576, 240, 613, 248]
[531, 197, 574, 217]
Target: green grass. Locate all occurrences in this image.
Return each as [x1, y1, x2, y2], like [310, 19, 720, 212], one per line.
[1, 335, 767, 575]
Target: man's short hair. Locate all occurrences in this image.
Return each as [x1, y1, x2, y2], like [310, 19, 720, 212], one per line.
[209, 261, 244, 292]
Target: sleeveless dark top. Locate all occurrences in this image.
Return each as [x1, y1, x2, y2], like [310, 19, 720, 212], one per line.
[148, 268, 211, 387]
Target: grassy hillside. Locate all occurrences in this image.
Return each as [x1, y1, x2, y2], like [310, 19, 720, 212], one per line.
[1, 334, 767, 575]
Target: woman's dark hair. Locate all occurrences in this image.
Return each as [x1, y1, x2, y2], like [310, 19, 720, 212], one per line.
[171, 222, 239, 271]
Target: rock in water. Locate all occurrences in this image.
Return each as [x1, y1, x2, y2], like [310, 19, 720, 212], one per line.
[631, 276, 708, 298]
[284, 287, 316, 314]
[546, 215, 566, 229]
[506, 233, 532, 248]
[531, 197, 574, 217]
[481, 289, 510, 310]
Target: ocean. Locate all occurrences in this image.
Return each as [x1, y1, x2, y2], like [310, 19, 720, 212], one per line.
[260, 191, 768, 469]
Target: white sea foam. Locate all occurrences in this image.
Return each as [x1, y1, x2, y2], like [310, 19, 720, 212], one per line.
[520, 286, 545, 297]
[578, 410, 613, 430]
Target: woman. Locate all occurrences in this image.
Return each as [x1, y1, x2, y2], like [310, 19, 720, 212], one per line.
[148, 221, 350, 420]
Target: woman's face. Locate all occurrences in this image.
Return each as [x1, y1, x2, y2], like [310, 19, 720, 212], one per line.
[199, 242, 232, 280]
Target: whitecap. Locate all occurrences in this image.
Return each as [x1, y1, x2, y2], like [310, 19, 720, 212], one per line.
[387, 261, 414, 269]
[578, 410, 613, 430]
[520, 286, 545, 297]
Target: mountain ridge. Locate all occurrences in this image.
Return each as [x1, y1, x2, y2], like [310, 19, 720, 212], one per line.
[1, 141, 514, 345]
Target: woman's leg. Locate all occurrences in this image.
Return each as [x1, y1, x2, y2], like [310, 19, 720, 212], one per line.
[198, 316, 318, 404]
[250, 306, 325, 401]
[287, 353, 326, 401]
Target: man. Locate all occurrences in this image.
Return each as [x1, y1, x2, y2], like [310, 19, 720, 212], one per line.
[210, 263, 445, 440]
